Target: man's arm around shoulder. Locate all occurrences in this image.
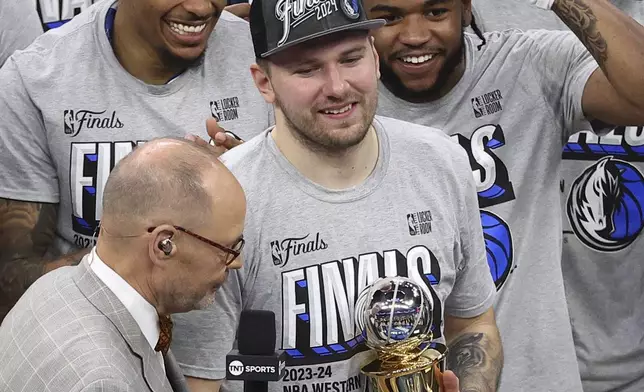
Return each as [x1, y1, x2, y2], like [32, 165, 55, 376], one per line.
[444, 308, 504, 392]
[0, 198, 89, 322]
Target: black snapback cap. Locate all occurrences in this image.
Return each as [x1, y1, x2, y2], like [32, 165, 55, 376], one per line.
[250, 0, 386, 58]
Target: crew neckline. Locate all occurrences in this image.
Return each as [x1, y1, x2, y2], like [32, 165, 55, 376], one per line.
[265, 117, 391, 204]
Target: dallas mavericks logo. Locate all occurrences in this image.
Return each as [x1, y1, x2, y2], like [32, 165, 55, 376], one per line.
[340, 0, 360, 19]
[567, 157, 644, 252]
[481, 211, 513, 289]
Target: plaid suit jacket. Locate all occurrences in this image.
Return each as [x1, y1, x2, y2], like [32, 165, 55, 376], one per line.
[0, 256, 190, 392]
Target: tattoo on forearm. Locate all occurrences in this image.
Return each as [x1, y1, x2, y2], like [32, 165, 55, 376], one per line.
[553, 0, 608, 65]
[0, 199, 84, 322]
[447, 332, 503, 392]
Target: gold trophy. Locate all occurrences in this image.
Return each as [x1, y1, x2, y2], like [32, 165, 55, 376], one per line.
[354, 277, 448, 392]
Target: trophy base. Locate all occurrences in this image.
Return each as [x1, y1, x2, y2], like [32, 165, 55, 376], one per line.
[361, 342, 447, 392]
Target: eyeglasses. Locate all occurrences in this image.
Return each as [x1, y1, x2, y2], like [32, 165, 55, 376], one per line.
[147, 226, 245, 266]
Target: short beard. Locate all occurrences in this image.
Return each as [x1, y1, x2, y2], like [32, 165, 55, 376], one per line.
[380, 30, 465, 103]
[160, 46, 207, 75]
[274, 93, 378, 156]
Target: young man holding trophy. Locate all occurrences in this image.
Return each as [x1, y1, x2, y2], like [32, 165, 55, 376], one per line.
[171, 1, 503, 392]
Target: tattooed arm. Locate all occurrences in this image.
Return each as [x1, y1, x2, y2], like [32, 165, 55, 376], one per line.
[0, 198, 89, 322]
[444, 308, 503, 392]
[551, 0, 644, 125]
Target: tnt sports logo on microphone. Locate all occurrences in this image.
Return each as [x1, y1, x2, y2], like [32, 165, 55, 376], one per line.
[37, 0, 98, 31]
[228, 360, 244, 376]
[452, 124, 516, 290]
[564, 127, 644, 252]
[228, 360, 277, 376]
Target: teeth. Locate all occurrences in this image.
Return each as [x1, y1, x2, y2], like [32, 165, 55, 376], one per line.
[402, 54, 434, 64]
[168, 22, 206, 35]
[323, 104, 352, 115]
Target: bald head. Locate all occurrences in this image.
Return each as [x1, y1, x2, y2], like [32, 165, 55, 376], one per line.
[102, 137, 234, 231]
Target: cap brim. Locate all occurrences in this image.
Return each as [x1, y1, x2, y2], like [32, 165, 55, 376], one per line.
[260, 19, 386, 58]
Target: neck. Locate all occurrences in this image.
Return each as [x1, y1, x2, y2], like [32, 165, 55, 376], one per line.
[112, 10, 181, 85]
[271, 121, 380, 190]
[95, 241, 165, 314]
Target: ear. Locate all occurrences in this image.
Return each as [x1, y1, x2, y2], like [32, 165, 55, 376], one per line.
[462, 0, 473, 27]
[250, 63, 276, 104]
[369, 36, 381, 80]
[148, 225, 178, 267]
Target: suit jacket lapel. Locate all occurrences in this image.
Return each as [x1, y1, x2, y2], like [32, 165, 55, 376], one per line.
[74, 256, 171, 392]
[164, 351, 190, 392]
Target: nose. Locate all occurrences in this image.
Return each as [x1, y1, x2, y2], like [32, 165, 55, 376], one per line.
[399, 14, 432, 47]
[181, 0, 217, 18]
[321, 65, 349, 98]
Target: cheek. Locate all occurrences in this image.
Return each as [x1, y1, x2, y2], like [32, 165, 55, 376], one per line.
[275, 81, 318, 109]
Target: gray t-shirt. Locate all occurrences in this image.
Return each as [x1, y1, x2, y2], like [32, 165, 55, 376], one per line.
[0, 0, 272, 257]
[376, 30, 598, 392]
[171, 116, 496, 392]
[0, 0, 43, 66]
[472, 4, 644, 391]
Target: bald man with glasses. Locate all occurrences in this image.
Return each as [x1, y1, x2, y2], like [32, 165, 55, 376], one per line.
[0, 137, 246, 392]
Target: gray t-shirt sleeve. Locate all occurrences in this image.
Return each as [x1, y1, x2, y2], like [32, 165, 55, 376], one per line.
[524, 30, 599, 139]
[444, 147, 496, 318]
[0, 58, 59, 202]
[0, 1, 43, 66]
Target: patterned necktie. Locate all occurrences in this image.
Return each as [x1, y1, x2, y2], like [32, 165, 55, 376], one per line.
[155, 314, 173, 356]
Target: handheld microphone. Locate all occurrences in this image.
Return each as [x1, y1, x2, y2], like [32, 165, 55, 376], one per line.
[226, 310, 286, 392]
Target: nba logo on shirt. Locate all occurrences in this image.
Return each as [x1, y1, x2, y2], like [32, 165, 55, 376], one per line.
[64, 110, 75, 135]
[210, 101, 221, 121]
[271, 240, 284, 266]
[471, 97, 484, 118]
[407, 214, 419, 236]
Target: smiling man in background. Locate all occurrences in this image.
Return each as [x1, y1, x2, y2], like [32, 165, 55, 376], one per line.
[362, 0, 644, 391]
[0, 0, 271, 323]
[468, 1, 644, 391]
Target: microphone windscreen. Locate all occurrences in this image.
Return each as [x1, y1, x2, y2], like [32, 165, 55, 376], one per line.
[238, 310, 276, 355]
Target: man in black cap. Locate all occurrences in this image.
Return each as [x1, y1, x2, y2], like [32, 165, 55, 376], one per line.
[171, 1, 503, 392]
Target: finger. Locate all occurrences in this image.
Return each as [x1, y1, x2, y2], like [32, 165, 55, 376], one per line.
[219, 134, 244, 149]
[206, 117, 226, 140]
[224, 3, 251, 19]
[441, 370, 460, 392]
